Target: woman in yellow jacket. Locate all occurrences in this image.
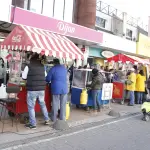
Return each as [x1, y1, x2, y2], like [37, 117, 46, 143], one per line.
[136, 70, 146, 104]
[126, 68, 136, 106]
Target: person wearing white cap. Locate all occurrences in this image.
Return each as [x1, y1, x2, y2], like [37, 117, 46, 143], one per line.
[126, 68, 136, 106]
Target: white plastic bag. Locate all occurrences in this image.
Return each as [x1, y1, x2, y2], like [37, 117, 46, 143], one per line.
[0, 84, 8, 99]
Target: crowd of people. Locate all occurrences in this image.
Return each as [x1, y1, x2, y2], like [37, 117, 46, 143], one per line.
[87, 65, 148, 107]
[69, 64, 149, 108]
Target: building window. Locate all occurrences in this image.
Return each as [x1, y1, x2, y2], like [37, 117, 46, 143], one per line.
[12, 0, 73, 22]
[64, 0, 73, 22]
[42, 0, 54, 17]
[126, 29, 133, 38]
[30, 0, 43, 13]
[53, 0, 65, 20]
[95, 16, 106, 28]
[12, 0, 29, 9]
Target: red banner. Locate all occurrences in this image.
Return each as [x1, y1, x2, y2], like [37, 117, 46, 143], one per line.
[112, 82, 124, 99]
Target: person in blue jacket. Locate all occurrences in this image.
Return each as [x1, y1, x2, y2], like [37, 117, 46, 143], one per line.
[46, 59, 68, 122]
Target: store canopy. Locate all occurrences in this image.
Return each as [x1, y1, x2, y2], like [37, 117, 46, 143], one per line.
[107, 53, 150, 64]
[0, 25, 84, 60]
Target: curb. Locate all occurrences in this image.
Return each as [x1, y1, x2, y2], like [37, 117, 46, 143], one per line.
[0, 112, 141, 150]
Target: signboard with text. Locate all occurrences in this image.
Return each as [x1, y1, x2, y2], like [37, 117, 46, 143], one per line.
[11, 7, 103, 44]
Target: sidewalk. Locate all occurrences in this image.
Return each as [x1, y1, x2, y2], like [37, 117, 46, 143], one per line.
[0, 103, 141, 148]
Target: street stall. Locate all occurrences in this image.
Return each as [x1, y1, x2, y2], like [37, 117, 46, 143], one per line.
[107, 53, 150, 104]
[71, 68, 112, 110]
[0, 25, 83, 124]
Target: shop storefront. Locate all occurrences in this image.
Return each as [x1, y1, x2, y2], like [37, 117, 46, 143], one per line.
[136, 33, 150, 57]
[89, 47, 118, 66]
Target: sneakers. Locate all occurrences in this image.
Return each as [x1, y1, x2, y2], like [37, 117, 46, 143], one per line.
[25, 124, 36, 129]
[44, 120, 51, 125]
[25, 120, 51, 129]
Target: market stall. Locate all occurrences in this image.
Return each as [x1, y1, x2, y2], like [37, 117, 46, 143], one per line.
[107, 53, 150, 77]
[71, 69, 110, 110]
[107, 53, 150, 104]
[0, 25, 83, 119]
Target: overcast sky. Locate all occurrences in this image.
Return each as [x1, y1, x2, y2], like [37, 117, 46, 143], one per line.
[100, 0, 150, 24]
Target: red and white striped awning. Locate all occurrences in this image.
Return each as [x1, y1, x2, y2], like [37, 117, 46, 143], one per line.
[0, 25, 84, 60]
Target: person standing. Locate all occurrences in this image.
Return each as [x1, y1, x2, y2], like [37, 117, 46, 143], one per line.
[22, 53, 50, 129]
[0, 58, 5, 86]
[136, 70, 146, 104]
[126, 68, 136, 106]
[68, 64, 75, 93]
[46, 59, 68, 122]
[89, 68, 105, 114]
[115, 67, 126, 82]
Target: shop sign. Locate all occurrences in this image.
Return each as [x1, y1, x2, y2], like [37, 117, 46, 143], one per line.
[101, 83, 113, 100]
[137, 33, 150, 57]
[11, 7, 103, 44]
[101, 51, 114, 58]
[57, 22, 75, 35]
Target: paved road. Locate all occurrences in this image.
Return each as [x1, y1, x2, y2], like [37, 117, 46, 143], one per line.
[4, 114, 150, 150]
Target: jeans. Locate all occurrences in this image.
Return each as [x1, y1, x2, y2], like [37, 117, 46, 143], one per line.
[137, 92, 143, 104]
[52, 94, 67, 122]
[129, 91, 135, 105]
[92, 90, 101, 110]
[27, 91, 50, 126]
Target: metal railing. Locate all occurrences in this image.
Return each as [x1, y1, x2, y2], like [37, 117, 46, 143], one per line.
[96, 0, 148, 32]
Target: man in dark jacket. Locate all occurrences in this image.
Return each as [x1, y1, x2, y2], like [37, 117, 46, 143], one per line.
[90, 68, 105, 114]
[22, 53, 50, 129]
[46, 59, 68, 122]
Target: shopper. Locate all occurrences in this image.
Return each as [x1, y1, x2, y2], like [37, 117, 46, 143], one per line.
[89, 68, 105, 114]
[115, 67, 126, 82]
[46, 59, 68, 122]
[136, 70, 146, 104]
[22, 53, 50, 129]
[68, 64, 75, 93]
[126, 68, 136, 106]
[0, 58, 5, 86]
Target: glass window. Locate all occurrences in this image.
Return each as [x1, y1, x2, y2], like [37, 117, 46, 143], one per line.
[64, 0, 73, 22]
[96, 16, 106, 28]
[30, 0, 43, 13]
[126, 29, 133, 38]
[54, 0, 64, 20]
[42, 0, 54, 17]
[8, 52, 22, 85]
[12, 0, 28, 9]
[72, 70, 87, 89]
